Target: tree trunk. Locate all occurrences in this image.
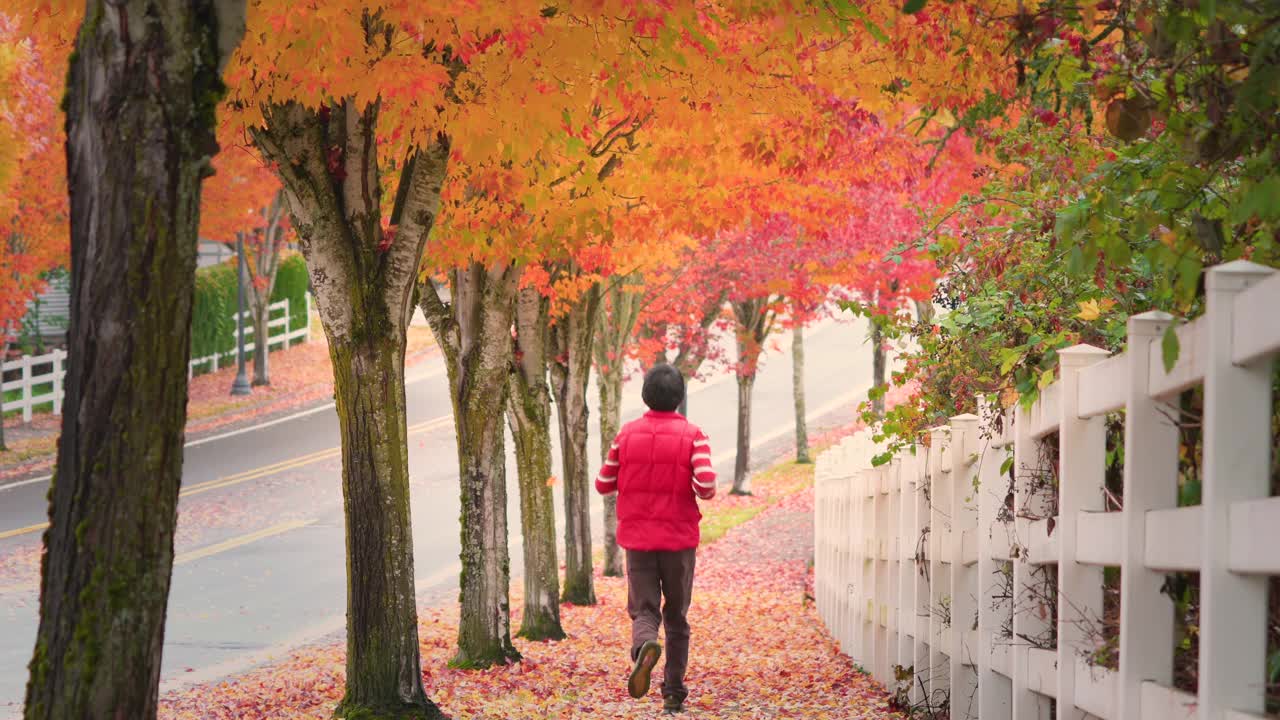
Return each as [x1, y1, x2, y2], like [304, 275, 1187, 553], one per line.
[792, 322, 811, 464]
[329, 332, 434, 714]
[597, 362, 624, 577]
[505, 287, 565, 641]
[253, 99, 451, 717]
[871, 320, 887, 418]
[422, 262, 522, 667]
[24, 4, 245, 719]
[728, 296, 775, 496]
[550, 285, 601, 606]
[251, 298, 270, 385]
[731, 372, 756, 495]
[593, 281, 642, 578]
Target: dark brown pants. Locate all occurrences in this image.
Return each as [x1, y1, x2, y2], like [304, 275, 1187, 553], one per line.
[626, 547, 696, 701]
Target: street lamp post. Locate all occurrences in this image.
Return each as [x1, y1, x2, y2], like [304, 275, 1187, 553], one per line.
[230, 234, 252, 396]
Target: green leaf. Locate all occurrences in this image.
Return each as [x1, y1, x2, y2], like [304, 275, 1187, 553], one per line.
[1232, 176, 1280, 224]
[999, 454, 1015, 477]
[903, 0, 927, 13]
[1161, 321, 1180, 373]
[871, 451, 894, 467]
[1066, 245, 1085, 276]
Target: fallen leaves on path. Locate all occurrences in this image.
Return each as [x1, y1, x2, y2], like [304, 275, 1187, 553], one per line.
[158, 454, 902, 720]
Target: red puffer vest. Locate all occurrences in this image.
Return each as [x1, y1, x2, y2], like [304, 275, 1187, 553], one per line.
[613, 411, 704, 551]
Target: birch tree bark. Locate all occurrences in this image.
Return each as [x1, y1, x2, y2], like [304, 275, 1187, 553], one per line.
[550, 284, 602, 605]
[505, 286, 565, 640]
[24, 3, 244, 718]
[421, 263, 522, 667]
[252, 99, 449, 717]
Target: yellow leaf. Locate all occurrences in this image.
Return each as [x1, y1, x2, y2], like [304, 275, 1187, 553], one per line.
[1000, 387, 1020, 408]
[546, 475, 559, 487]
[1075, 299, 1102, 321]
[1038, 369, 1055, 389]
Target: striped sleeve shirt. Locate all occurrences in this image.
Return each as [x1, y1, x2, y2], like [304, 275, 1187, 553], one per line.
[691, 430, 716, 500]
[595, 438, 622, 495]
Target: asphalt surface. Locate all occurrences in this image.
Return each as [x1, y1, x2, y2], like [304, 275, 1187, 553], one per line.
[0, 316, 875, 716]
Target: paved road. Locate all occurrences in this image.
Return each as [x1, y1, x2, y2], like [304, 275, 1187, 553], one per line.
[0, 316, 875, 716]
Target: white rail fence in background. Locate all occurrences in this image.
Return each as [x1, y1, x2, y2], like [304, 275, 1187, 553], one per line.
[187, 295, 312, 379]
[2, 296, 312, 422]
[815, 261, 1280, 720]
[0, 349, 67, 423]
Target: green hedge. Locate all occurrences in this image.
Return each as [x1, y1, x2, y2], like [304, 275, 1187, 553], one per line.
[190, 253, 310, 372]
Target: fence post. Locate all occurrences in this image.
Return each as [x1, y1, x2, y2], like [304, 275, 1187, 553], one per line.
[977, 402, 1013, 718]
[874, 464, 890, 684]
[1117, 311, 1179, 719]
[928, 426, 951, 708]
[52, 349, 65, 415]
[897, 451, 917, 691]
[1055, 344, 1109, 719]
[304, 292, 313, 344]
[861, 466, 877, 669]
[909, 444, 930, 707]
[281, 297, 291, 348]
[950, 413, 980, 719]
[838, 461, 850, 655]
[886, 456, 902, 684]
[20, 354, 33, 423]
[1198, 260, 1274, 718]
[1011, 405, 1053, 720]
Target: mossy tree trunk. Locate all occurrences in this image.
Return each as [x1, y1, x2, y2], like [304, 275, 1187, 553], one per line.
[24, 4, 245, 719]
[421, 262, 522, 667]
[792, 320, 811, 464]
[252, 96, 450, 718]
[729, 296, 776, 496]
[505, 286, 565, 641]
[550, 284, 602, 605]
[593, 279, 643, 577]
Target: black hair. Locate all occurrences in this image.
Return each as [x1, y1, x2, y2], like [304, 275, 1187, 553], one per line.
[641, 363, 685, 412]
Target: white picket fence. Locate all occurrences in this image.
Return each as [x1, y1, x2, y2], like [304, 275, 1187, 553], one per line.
[187, 295, 312, 379]
[0, 349, 67, 423]
[815, 260, 1280, 720]
[2, 296, 312, 422]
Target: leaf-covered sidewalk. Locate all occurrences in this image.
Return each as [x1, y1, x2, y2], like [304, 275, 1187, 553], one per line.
[158, 456, 901, 720]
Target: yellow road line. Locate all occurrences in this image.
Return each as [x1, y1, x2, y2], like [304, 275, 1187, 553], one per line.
[176, 414, 451, 497]
[0, 522, 48, 541]
[175, 519, 315, 566]
[0, 414, 453, 540]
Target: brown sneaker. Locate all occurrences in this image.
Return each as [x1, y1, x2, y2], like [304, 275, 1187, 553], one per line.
[663, 695, 684, 714]
[628, 640, 662, 698]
